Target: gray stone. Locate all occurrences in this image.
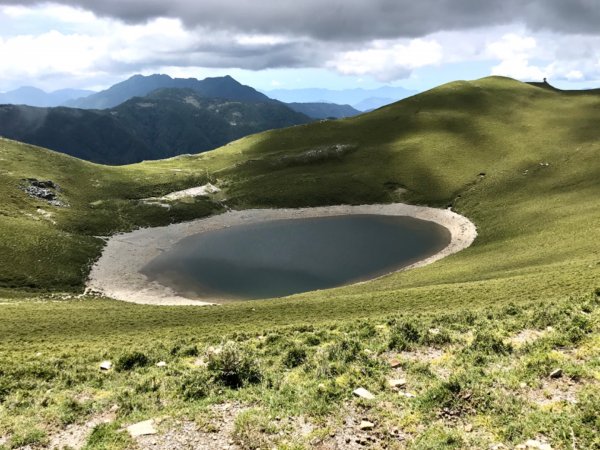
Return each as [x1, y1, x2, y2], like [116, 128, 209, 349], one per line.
[359, 420, 374, 431]
[388, 378, 406, 389]
[388, 358, 402, 368]
[127, 419, 157, 438]
[353, 388, 375, 400]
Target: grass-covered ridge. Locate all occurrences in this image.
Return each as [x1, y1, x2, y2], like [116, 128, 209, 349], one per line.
[0, 76, 599, 447]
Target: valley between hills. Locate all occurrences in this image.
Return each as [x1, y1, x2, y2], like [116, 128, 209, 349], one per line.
[0, 76, 599, 449]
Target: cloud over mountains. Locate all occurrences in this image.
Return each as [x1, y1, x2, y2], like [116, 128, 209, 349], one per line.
[0, 0, 599, 90]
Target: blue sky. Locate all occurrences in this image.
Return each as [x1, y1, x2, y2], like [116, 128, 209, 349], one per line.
[1, 2, 599, 93]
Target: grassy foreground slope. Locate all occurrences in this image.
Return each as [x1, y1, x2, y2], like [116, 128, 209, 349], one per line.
[0, 76, 599, 448]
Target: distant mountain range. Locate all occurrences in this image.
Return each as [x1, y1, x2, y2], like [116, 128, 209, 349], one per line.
[0, 86, 94, 107]
[0, 87, 311, 165]
[265, 86, 418, 111]
[1, 76, 416, 115]
[0, 74, 414, 165]
[66, 74, 271, 109]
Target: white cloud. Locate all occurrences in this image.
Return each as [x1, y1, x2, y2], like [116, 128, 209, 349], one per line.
[486, 33, 537, 61]
[0, 30, 107, 78]
[328, 38, 443, 81]
[565, 69, 584, 80]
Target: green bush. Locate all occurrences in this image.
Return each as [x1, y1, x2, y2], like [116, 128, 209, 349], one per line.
[389, 321, 421, 350]
[328, 336, 361, 363]
[469, 331, 512, 355]
[115, 351, 149, 372]
[207, 341, 261, 388]
[283, 345, 307, 368]
[180, 369, 212, 400]
[420, 328, 453, 347]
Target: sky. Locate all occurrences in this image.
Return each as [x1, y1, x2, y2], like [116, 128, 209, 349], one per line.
[0, 1, 600, 93]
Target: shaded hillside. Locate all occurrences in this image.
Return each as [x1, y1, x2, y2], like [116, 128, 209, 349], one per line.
[67, 74, 270, 109]
[0, 89, 310, 164]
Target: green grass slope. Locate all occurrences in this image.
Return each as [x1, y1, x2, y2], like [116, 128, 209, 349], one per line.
[0, 76, 599, 448]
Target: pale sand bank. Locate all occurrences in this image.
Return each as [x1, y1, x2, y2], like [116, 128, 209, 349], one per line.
[86, 203, 477, 306]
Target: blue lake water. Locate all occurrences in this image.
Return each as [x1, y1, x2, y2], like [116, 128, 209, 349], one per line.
[141, 214, 451, 301]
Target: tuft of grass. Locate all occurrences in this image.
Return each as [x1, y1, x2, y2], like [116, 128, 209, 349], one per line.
[83, 423, 131, 450]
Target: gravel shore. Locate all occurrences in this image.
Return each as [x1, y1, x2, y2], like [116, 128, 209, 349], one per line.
[86, 203, 477, 306]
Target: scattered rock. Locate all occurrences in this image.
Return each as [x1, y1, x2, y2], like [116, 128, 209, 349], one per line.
[388, 378, 406, 389]
[127, 419, 157, 438]
[358, 421, 374, 431]
[464, 423, 473, 432]
[388, 358, 402, 368]
[400, 392, 416, 398]
[549, 368, 562, 379]
[20, 178, 67, 206]
[156, 361, 167, 368]
[352, 388, 375, 400]
[99, 360, 112, 371]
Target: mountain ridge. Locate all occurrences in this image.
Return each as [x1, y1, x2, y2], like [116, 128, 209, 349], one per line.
[66, 74, 272, 109]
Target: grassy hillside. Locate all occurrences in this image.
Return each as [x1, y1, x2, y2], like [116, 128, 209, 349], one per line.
[0, 76, 599, 448]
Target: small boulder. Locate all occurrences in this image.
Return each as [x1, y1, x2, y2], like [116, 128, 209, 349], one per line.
[359, 420, 374, 431]
[127, 419, 157, 438]
[99, 361, 112, 371]
[549, 368, 562, 379]
[156, 361, 167, 368]
[388, 358, 402, 368]
[353, 388, 375, 400]
[388, 378, 406, 389]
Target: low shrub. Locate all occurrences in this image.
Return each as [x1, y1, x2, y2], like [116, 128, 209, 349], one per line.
[469, 331, 512, 356]
[115, 351, 149, 372]
[420, 328, 453, 347]
[180, 369, 212, 400]
[207, 341, 261, 388]
[389, 321, 421, 351]
[283, 344, 307, 368]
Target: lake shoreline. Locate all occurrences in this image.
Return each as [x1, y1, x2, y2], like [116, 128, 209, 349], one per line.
[86, 203, 477, 306]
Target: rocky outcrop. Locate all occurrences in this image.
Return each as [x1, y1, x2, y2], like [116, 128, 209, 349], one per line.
[20, 178, 67, 207]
